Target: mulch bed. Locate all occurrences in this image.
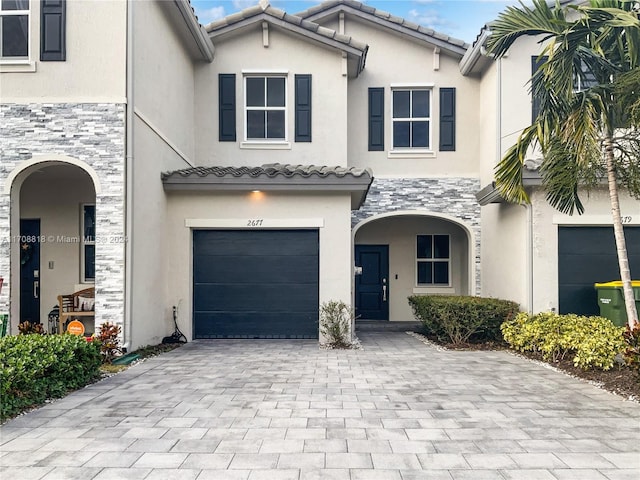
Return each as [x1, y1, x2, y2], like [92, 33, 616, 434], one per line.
[415, 332, 640, 401]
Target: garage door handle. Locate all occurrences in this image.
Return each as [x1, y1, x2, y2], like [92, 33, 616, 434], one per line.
[34, 280, 39, 299]
[382, 278, 387, 302]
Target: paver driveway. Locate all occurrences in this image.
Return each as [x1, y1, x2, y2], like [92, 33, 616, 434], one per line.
[1, 332, 639, 480]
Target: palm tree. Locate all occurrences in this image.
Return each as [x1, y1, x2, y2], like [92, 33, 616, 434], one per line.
[486, 0, 640, 329]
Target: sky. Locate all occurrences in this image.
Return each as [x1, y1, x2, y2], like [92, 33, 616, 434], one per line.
[190, 0, 521, 44]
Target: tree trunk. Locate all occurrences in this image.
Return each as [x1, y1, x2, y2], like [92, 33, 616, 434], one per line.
[604, 135, 638, 329]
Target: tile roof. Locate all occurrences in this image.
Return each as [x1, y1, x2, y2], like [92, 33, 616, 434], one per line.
[295, 0, 469, 53]
[162, 163, 372, 181]
[206, 1, 368, 54]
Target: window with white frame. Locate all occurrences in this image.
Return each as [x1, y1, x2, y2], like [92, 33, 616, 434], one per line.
[245, 75, 286, 140]
[81, 204, 95, 283]
[416, 234, 450, 285]
[1, 0, 29, 61]
[392, 89, 430, 149]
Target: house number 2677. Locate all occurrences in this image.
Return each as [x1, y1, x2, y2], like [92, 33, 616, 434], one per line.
[247, 219, 263, 227]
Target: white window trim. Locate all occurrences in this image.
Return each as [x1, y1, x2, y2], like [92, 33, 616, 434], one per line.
[243, 73, 288, 144]
[81, 204, 95, 284]
[415, 234, 451, 287]
[391, 87, 433, 153]
[0, 0, 31, 64]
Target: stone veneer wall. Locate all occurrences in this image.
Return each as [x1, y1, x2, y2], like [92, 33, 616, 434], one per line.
[352, 177, 482, 295]
[0, 103, 126, 329]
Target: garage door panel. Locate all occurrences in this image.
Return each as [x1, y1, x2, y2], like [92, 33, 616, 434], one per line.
[194, 255, 318, 284]
[193, 230, 318, 256]
[194, 284, 318, 311]
[558, 226, 640, 315]
[194, 312, 318, 339]
[193, 230, 319, 339]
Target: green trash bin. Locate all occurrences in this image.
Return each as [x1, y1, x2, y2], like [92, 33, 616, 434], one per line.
[594, 281, 640, 327]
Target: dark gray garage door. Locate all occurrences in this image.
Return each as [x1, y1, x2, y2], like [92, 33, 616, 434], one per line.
[558, 226, 640, 315]
[193, 230, 319, 339]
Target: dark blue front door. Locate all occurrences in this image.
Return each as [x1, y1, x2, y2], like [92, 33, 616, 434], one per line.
[20, 219, 41, 324]
[355, 245, 389, 320]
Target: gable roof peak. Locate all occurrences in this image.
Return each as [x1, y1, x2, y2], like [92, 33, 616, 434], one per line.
[258, 0, 270, 11]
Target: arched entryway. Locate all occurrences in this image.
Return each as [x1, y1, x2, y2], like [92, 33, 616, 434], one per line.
[8, 159, 98, 334]
[353, 211, 475, 322]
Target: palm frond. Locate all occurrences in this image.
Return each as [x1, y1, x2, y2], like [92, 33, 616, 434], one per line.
[494, 126, 539, 204]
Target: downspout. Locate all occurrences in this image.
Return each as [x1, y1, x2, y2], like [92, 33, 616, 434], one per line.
[526, 202, 533, 313]
[123, 0, 134, 351]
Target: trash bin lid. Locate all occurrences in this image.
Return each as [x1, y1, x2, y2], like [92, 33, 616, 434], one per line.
[594, 280, 640, 288]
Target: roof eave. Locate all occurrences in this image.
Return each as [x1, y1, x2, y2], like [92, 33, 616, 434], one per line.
[172, 0, 215, 62]
[299, 4, 468, 57]
[162, 175, 373, 210]
[459, 27, 490, 76]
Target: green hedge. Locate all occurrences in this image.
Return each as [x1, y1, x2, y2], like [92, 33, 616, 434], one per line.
[0, 334, 102, 421]
[501, 312, 626, 370]
[408, 295, 519, 344]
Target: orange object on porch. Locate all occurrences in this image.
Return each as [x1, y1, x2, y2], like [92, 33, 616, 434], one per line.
[67, 320, 85, 336]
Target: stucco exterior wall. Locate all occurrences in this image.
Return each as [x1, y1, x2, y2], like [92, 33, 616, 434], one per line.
[343, 17, 480, 177]
[165, 192, 353, 341]
[127, 0, 202, 349]
[0, 0, 126, 102]
[0, 103, 125, 333]
[194, 25, 348, 166]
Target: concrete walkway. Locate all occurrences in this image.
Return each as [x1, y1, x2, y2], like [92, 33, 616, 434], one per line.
[1, 332, 639, 480]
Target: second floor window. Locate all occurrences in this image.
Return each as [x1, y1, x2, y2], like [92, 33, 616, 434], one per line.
[392, 89, 430, 149]
[1, 0, 29, 61]
[245, 76, 286, 140]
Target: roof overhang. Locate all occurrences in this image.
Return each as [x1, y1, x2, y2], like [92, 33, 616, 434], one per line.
[297, 2, 468, 58]
[208, 8, 368, 77]
[161, 0, 215, 62]
[162, 164, 374, 210]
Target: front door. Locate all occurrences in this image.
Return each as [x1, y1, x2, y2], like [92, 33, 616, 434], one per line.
[355, 245, 389, 320]
[20, 219, 41, 324]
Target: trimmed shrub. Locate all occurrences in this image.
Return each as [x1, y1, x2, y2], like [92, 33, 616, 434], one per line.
[320, 300, 353, 348]
[408, 295, 519, 345]
[0, 334, 101, 421]
[501, 312, 626, 371]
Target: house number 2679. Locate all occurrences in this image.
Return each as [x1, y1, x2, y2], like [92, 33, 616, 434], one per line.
[247, 219, 263, 227]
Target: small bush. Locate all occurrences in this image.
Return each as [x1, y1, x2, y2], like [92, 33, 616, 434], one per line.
[18, 321, 44, 335]
[623, 323, 640, 374]
[408, 295, 519, 345]
[0, 334, 101, 420]
[97, 322, 122, 363]
[501, 312, 626, 371]
[320, 301, 353, 348]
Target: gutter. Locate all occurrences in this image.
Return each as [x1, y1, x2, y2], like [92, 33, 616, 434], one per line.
[123, 0, 134, 351]
[459, 27, 490, 76]
[173, 0, 215, 62]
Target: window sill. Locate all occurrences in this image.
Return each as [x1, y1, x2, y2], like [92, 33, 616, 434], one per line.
[412, 286, 454, 294]
[388, 149, 436, 159]
[240, 141, 291, 150]
[0, 61, 36, 73]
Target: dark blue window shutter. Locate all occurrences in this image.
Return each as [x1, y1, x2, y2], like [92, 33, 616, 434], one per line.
[531, 55, 547, 123]
[219, 74, 236, 142]
[40, 0, 66, 61]
[439, 87, 456, 151]
[368, 87, 384, 151]
[295, 74, 312, 142]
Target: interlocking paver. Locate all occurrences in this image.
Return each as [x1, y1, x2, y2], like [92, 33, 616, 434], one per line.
[1, 332, 638, 480]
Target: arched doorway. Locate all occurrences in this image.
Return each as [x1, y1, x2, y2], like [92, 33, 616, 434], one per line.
[353, 212, 475, 322]
[9, 160, 98, 333]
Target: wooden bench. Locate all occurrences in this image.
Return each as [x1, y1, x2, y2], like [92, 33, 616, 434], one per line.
[57, 287, 95, 334]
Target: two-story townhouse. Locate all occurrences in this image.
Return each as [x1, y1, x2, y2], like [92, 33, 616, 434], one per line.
[0, 0, 214, 349]
[462, 23, 640, 317]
